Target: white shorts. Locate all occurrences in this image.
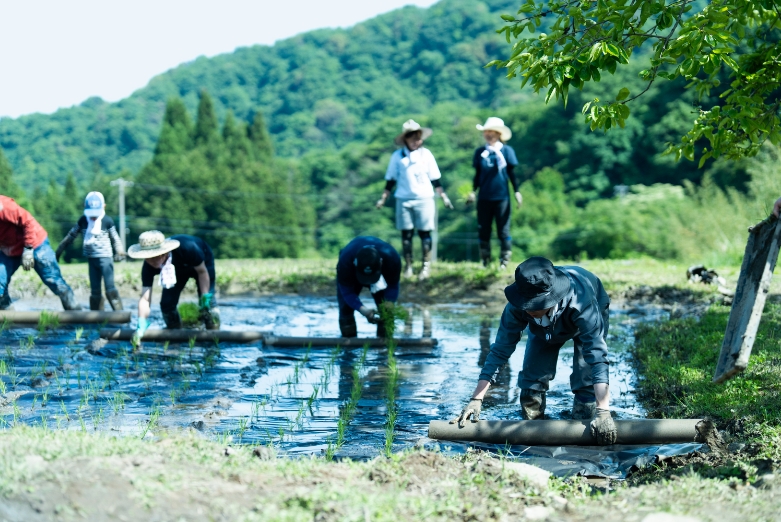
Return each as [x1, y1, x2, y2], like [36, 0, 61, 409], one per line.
[395, 197, 436, 231]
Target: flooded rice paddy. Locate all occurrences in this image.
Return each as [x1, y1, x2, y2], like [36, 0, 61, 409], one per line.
[0, 295, 671, 468]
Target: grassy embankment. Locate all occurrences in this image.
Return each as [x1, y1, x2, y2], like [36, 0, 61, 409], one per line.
[3, 258, 781, 520]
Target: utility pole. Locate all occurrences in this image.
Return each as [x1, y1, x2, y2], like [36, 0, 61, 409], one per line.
[110, 178, 134, 254]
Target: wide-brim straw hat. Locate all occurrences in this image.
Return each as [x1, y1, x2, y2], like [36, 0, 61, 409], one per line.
[127, 230, 180, 259]
[394, 119, 433, 146]
[476, 117, 512, 142]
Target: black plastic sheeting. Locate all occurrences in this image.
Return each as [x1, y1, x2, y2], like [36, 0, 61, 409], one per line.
[425, 440, 706, 479]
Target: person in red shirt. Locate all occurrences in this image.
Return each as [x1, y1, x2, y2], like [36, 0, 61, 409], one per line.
[0, 196, 80, 310]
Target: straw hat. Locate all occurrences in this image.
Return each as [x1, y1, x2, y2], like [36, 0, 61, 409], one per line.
[394, 119, 433, 146]
[476, 117, 512, 142]
[127, 230, 180, 259]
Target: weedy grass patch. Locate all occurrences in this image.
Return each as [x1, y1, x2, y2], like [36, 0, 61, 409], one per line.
[633, 302, 781, 458]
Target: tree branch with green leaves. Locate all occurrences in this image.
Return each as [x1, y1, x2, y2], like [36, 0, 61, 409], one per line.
[490, 0, 781, 165]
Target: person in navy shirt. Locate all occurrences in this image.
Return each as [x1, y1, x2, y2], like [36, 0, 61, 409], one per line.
[467, 117, 522, 269]
[336, 236, 401, 338]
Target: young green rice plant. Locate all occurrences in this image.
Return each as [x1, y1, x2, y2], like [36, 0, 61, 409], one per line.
[74, 326, 84, 342]
[106, 392, 126, 415]
[37, 311, 60, 333]
[0, 359, 8, 376]
[237, 416, 249, 442]
[383, 340, 400, 458]
[139, 403, 162, 438]
[79, 411, 87, 432]
[12, 400, 20, 426]
[8, 367, 18, 388]
[4, 346, 12, 362]
[169, 387, 177, 406]
[40, 412, 48, 431]
[327, 345, 368, 460]
[188, 336, 197, 353]
[60, 400, 70, 421]
[93, 407, 104, 430]
[0, 379, 6, 395]
[41, 388, 48, 406]
[178, 303, 200, 328]
[30, 394, 38, 412]
[20, 335, 35, 352]
[379, 302, 409, 342]
[0, 316, 10, 334]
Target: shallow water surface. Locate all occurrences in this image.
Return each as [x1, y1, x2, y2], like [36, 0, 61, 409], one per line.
[0, 295, 666, 464]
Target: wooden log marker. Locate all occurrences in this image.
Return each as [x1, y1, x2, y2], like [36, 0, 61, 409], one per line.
[0, 311, 131, 324]
[714, 215, 781, 383]
[100, 329, 437, 347]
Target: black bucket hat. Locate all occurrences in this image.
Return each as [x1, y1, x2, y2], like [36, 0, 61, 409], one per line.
[354, 246, 382, 285]
[504, 256, 571, 311]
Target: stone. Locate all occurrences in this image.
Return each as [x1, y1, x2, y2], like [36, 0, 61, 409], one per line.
[503, 461, 551, 491]
[524, 506, 552, 521]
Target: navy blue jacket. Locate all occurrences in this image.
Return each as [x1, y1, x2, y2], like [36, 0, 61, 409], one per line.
[336, 236, 401, 310]
[479, 266, 611, 385]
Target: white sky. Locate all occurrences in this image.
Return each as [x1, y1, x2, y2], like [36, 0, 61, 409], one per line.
[0, 0, 438, 118]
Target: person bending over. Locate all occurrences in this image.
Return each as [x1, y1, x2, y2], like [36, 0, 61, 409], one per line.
[336, 236, 401, 338]
[452, 256, 617, 445]
[128, 231, 219, 343]
[0, 195, 80, 310]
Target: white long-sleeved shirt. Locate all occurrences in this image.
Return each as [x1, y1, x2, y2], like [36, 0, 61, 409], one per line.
[384, 147, 441, 200]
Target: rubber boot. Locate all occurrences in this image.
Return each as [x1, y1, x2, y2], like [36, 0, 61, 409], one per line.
[340, 318, 357, 338]
[499, 240, 513, 270]
[162, 310, 182, 329]
[0, 293, 11, 310]
[571, 396, 597, 420]
[106, 289, 124, 311]
[520, 389, 546, 420]
[89, 295, 105, 311]
[479, 241, 491, 267]
[201, 307, 221, 330]
[418, 237, 432, 281]
[59, 289, 82, 310]
[402, 236, 414, 278]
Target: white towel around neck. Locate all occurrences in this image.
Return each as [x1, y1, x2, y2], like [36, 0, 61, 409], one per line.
[160, 253, 177, 289]
[83, 211, 105, 244]
[482, 142, 507, 170]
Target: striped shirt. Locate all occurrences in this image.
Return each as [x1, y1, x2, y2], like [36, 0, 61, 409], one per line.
[60, 215, 124, 258]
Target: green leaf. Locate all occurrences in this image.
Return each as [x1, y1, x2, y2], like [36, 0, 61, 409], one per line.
[616, 87, 630, 101]
[501, 14, 516, 22]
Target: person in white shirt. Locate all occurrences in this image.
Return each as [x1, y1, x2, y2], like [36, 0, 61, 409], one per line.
[376, 119, 453, 280]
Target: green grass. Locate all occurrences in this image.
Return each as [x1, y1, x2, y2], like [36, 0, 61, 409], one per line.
[633, 302, 781, 458]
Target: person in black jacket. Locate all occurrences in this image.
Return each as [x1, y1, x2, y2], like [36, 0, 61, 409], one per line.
[336, 236, 401, 338]
[466, 117, 523, 269]
[56, 192, 126, 310]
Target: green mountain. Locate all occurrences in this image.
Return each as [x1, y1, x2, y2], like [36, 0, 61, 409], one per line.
[0, 0, 521, 190]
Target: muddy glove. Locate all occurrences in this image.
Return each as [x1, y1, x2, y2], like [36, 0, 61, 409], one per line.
[590, 408, 617, 445]
[55, 245, 65, 262]
[441, 193, 454, 210]
[132, 317, 149, 346]
[359, 306, 380, 324]
[514, 191, 523, 207]
[465, 191, 476, 205]
[199, 292, 214, 311]
[450, 398, 482, 428]
[21, 247, 34, 271]
[114, 251, 126, 262]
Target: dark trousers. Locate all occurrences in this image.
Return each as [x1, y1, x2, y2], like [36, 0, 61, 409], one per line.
[336, 283, 387, 338]
[477, 199, 511, 249]
[518, 307, 610, 401]
[88, 257, 116, 297]
[159, 264, 216, 315]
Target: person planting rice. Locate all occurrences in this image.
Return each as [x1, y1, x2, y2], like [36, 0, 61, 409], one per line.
[336, 236, 401, 338]
[56, 192, 127, 310]
[128, 231, 219, 343]
[466, 117, 522, 269]
[0, 195, 81, 310]
[376, 119, 453, 281]
[452, 256, 617, 445]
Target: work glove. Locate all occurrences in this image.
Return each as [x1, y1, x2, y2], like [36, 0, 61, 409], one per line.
[132, 317, 149, 347]
[375, 196, 387, 210]
[514, 191, 524, 208]
[441, 193, 454, 210]
[589, 408, 617, 445]
[199, 292, 214, 311]
[55, 245, 64, 262]
[465, 191, 476, 205]
[21, 248, 34, 271]
[114, 251, 126, 262]
[359, 306, 380, 324]
[450, 398, 482, 428]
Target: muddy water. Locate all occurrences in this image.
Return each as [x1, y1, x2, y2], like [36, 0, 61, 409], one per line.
[0, 295, 666, 460]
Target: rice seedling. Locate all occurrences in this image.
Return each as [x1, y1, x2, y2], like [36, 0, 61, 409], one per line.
[12, 400, 20, 426]
[107, 392, 126, 414]
[31, 395, 38, 412]
[237, 416, 249, 442]
[79, 411, 86, 432]
[74, 327, 84, 342]
[0, 316, 10, 334]
[169, 388, 177, 406]
[0, 380, 5, 395]
[41, 389, 48, 406]
[60, 400, 70, 421]
[40, 412, 48, 431]
[327, 345, 368, 460]
[178, 303, 200, 328]
[140, 403, 162, 439]
[4, 346, 12, 362]
[383, 340, 400, 458]
[37, 311, 60, 333]
[93, 407, 104, 430]
[8, 367, 18, 387]
[0, 360, 7, 375]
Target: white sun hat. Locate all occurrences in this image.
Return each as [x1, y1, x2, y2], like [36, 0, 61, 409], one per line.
[394, 119, 433, 146]
[127, 230, 181, 259]
[476, 117, 512, 142]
